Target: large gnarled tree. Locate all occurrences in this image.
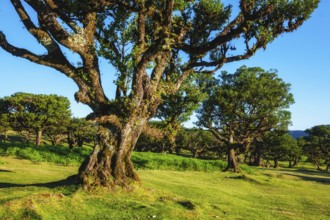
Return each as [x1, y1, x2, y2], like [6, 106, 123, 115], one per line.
[0, 0, 319, 187]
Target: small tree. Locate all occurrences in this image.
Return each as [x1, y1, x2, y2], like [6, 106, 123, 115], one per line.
[67, 118, 97, 148]
[304, 125, 330, 171]
[249, 123, 291, 167]
[44, 117, 71, 146]
[0, 99, 15, 142]
[286, 140, 302, 168]
[197, 66, 294, 172]
[264, 133, 299, 168]
[1, 93, 71, 146]
[135, 121, 165, 153]
[176, 128, 220, 158]
[0, 114, 11, 142]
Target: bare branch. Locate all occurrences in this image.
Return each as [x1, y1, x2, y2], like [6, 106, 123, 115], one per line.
[44, 0, 81, 33]
[0, 31, 75, 75]
[177, 3, 276, 56]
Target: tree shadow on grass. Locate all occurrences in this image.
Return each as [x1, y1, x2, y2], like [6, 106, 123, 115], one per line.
[283, 173, 330, 184]
[294, 168, 330, 177]
[280, 169, 330, 184]
[0, 169, 13, 173]
[0, 175, 81, 189]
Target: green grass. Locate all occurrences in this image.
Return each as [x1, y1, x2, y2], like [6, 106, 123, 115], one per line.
[0, 142, 90, 165]
[0, 156, 329, 220]
[132, 151, 227, 172]
[0, 142, 228, 172]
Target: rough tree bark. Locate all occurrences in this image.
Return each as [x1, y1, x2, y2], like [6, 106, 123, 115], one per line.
[78, 117, 148, 188]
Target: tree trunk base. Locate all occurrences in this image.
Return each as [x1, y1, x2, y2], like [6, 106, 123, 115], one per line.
[78, 145, 140, 189]
[78, 126, 141, 189]
[223, 147, 240, 173]
[75, 115, 149, 189]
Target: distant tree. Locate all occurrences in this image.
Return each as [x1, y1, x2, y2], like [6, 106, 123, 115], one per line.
[0, 114, 11, 142]
[176, 128, 221, 158]
[0, 100, 12, 142]
[67, 118, 97, 148]
[44, 116, 71, 146]
[286, 140, 302, 168]
[249, 122, 291, 167]
[296, 137, 306, 167]
[135, 123, 165, 153]
[247, 140, 265, 166]
[304, 125, 330, 172]
[135, 132, 161, 152]
[263, 133, 299, 168]
[297, 137, 306, 149]
[197, 66, 294, 172]
[1, 93, 71, 146]
[0, 0, 318, 187]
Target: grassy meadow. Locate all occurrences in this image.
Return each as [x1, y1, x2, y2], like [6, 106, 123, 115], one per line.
[0, 143, 329, 219]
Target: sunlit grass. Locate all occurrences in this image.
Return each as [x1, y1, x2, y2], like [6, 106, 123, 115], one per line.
[0, 142, 228, 172]
[0, 156, 329, 219]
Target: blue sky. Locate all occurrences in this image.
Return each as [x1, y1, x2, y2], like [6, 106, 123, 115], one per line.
[0, 1, 329, 130]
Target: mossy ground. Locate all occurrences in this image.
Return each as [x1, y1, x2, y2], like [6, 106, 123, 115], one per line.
[0, 156, 329, 220]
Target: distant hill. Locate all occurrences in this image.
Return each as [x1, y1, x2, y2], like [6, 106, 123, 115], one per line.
[289, 130, 308, 139]
[290, 125, 330, 139]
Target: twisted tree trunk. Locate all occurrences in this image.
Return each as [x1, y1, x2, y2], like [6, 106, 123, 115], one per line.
[78, 118, 147, 188]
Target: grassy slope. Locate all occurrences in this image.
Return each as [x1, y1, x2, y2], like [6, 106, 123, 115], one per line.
[0, 157, 329, 220]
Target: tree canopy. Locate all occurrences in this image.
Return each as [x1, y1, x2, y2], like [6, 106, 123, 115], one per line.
[197, 66, 294, 171]
[0, 113, 11, 142]
[304, 125, 330, 171]
[67, 117, 97, 148]
[0, 0, 319, 187]
[263, 133, 300, 168]
[0, 93, 71, 145]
